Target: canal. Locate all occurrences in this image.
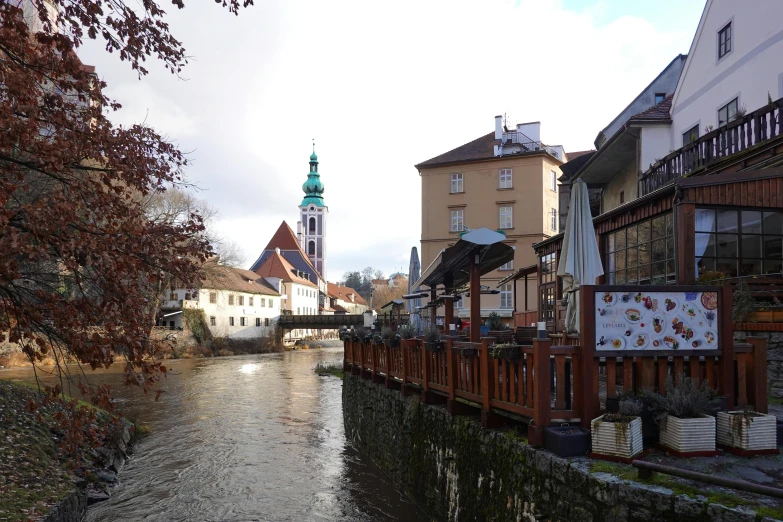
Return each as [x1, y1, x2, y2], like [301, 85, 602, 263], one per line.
[2, 348, 428, 522]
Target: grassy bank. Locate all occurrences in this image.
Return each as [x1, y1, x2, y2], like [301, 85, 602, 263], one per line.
[314, 362, 344, 379]
[0, 380, 127, 521]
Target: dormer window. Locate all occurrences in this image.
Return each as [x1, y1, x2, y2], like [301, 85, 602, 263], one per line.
[654, 93, 666, 105]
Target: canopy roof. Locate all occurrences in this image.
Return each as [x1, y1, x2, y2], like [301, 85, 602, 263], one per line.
[413, 228, 515, 290]
[496, 263, 537, 287]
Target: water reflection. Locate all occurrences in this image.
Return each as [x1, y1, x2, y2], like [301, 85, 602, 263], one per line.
[1, 349, 427, 522]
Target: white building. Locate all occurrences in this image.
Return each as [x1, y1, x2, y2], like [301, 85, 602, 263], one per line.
[158, 265, 282, 339]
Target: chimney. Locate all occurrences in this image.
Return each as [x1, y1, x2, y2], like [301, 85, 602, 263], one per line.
[296, 221, 303, 247]
[494, 115, 503, 140]
[275, 247, 281, 255]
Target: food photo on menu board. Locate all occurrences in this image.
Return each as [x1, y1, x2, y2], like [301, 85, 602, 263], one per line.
[595, 290, 719, 351]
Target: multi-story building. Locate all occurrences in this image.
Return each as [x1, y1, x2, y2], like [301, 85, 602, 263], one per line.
[327, 282, 369, 315]
[416, 117, 570, 322]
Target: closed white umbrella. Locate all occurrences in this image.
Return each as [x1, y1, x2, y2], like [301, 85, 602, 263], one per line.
[557, 179, 604, 333]
[407, 247, 422, 331]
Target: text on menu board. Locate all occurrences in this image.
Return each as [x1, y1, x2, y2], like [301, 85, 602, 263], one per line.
[595, 290, 719, 351]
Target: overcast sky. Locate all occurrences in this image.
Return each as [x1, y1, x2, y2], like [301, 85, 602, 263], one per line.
[77, 0, 705, 282]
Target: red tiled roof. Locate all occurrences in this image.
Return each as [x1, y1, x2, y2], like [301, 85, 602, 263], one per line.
[327, 282, 368, 306]
[264, 221, 302, 251]
[254, 251, 317, 287]
[200, 264, 280, 296]
[629, 94, 673, 123]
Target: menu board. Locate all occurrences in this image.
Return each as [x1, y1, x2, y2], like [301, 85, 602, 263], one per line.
[595, 290, 719, 351]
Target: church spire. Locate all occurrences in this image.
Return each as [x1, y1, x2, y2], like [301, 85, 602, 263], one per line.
[301, 140, 325, 207]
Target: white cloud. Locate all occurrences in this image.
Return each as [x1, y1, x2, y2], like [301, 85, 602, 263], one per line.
[76, 0, 699, 280]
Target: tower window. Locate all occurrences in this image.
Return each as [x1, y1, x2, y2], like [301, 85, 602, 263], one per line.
[308, 241, 315, 255]
[309, 217, 316, 233]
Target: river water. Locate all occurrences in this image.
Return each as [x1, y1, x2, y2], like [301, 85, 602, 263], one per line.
[2, 348, 428, 522]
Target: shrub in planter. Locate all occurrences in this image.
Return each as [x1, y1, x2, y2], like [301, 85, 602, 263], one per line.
[648, 375, 716, 455]
[490, 342, 520, 360]
[717, 408, 777, 452]
[381, 327, 400, 348]
[398, 323, 418, 348]
[422, 325, 443, 352]
[371, 332, 383, 346]
[487, 311, 504, 331]
[545, 426, 590, 457]
[591, 399, 644, 459]
[353, 327, 368, 342]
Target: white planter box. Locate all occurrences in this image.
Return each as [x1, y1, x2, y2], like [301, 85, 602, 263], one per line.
[717, 411, 777, 451]
[591, 416, 643, 459]
[659, 414, 715, 453]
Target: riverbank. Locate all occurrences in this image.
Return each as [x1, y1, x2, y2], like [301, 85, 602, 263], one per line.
[0, 380, 133, 522]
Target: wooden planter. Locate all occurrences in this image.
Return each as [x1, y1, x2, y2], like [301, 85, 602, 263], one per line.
[402, 338, 418, 348]
[659, 415, 717, 456]
[424, 341, 443, 352]
[717, 411, 779, 455]
[384, 338, 400, 349]
[590, 416, 643, 462]
[490, 345, 520, 360]
[545, 426, 590, 458]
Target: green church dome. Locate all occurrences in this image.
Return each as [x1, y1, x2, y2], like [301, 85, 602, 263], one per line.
[301, 143, 326, 207]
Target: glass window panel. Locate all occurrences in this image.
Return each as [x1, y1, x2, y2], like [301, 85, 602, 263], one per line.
[666, 236, 675, 260]
[639, 264, 651, 284]
[627, 248, 638, 268]
[638, 221, 651, 244]
[716, 259, 737, 277]
[717, 210, 738, 233]
[763, 212, 783, 235]
[697, 258, 714, 275]
[666, 260, 676, 277]
[652, 216, 666, 239]
[764, 237, 782, 259]
[652, 261, 666, 277]
[695, 209, 716, 232]
[627, 226, 638, 246]
[615, 269, 626, 284]
[665, 213, 673, 236]
[742, 234, 762, 259]
[696, 233, 715, 258]
[716, 234, 738, 258]
[638, 243, 650, 265]
[652, 239, 666, 262]
[764, 259, 783, 274]
[616, 250, 626, 270]
[615, 229, 626, 250]
[740, 259, 762, 276]
[608, 233, 615, 253]
[741, 211, 763, 234]
[626, 267, 638, 283]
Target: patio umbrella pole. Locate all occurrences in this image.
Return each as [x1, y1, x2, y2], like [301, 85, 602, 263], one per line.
[430, 289, 437, 326]
[470, 249, 481, 342]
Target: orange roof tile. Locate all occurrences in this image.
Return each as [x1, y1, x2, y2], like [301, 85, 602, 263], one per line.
[327, 282, 368, 306]
[262, 221, 323, 280]
[255, 251, 317, 287]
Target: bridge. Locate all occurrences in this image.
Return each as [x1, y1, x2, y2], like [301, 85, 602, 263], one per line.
[276, 313, 413, 340]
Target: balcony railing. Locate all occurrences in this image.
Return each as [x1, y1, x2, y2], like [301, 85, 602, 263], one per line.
[500, 131, 561, 159]
[639, 97, 783, 196]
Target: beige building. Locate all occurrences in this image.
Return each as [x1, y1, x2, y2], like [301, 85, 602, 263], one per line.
[416, 116, 573, 322]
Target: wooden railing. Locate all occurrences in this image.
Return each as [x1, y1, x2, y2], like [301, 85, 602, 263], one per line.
[639, 98, 782, 196]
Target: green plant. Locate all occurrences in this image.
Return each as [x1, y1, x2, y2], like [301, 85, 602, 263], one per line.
[733, 281, 755, 322]
[704, 124, 714, 133]
[725, 405, 763, 440]
[398, 323, 417, 340]
[646, 374, 714, 425]
[183, 308, 212, 345]
[313, 362, 344, 379]
[422, 325, 441, 344]
[354, 327, 368, 340]
[696, 270, 728, 284]
[487, 311, 503, 330]
[490, 342, 516, 358]
[381, 326, 393, 340]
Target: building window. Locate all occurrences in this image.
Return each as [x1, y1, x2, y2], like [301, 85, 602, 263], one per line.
[606, 212, 675, 285]
[654, 93, 666, 105]
[228, 294, 234, 305]
[682, 125, 699, 146]
[249, 296, 253, 306]
[229, 317, 235, 326]
[500, 284, 512, 309]
[297, 288, 300, 296]
[260, 298, 266, 307]
[209, 292, 217, 304]
[240, 317, 247, 326]
[237, 295, 244, 306]
[550, 208, 557, 231]
[309, 216, 316, 233]
[450, 173, 463, 193]
[265, 318, 270, 327]
[499, 206, 513, 229]
[169, 292, 177, 300]
[499, 260, 513, 271]
[695, 209, 783, 278]
[450, 209, 464, 232]
[210, 316, 216, 326]
[308, 241, 315, 256]
[256, 318, 261, 327]
[297, 307, 300, 314]
[718, 98, 738, 126]
[550, 171, 557, 192]
[499, 168, 512, 189]
[539, 253, 557, 323]
[718, 22, 731, 59]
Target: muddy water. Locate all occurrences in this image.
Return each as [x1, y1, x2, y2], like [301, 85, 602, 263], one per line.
[2, 348, 428, 521]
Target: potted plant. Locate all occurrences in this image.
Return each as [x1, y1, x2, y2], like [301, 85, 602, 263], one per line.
[353, 327, 368, 342]
[422, 325, 443, 352]
[490, 342, 520, 360]
[648, 375, 717, 456]
[545, 425, 591, 458]
[717, 407, 778, 454]
[371, 331, 383, 346]
[381, 326, 400, 348]
[487, 311, 504, 331]
[398, 323, 418, 347]
[591, 398, 644, 460]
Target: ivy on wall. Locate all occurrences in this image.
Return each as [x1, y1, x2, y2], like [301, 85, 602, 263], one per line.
[183, 308, 212, 345]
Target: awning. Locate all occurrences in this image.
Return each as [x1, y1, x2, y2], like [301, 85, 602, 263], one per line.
[413, 228, 515, 290]
[496, 264, 537, 287]
[380, 299, 405, 310]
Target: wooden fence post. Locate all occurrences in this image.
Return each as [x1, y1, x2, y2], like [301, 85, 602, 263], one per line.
[421, 339, 433, 403]
[480, 338, 502, 428]
[720, 287, 735, 409]
[401, 341, 409, 397]
[747, 336, 768, 414]
[530, 337, 552, 447]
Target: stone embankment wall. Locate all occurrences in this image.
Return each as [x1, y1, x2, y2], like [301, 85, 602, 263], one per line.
[734, 330, 783, 398]
[343, 374, 767, 522]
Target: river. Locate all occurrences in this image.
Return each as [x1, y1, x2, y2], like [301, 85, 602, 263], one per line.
[2, 348, 429, 522]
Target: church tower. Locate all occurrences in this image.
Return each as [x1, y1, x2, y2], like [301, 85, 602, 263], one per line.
[299, 142, 327, 281]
